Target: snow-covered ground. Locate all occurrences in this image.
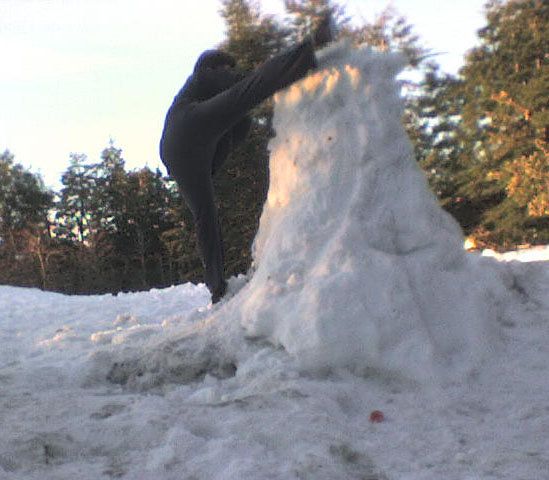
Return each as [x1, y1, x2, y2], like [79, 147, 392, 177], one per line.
[2, 43, 548, 480]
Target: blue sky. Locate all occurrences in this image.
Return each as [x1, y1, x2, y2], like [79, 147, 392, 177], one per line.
[0, 0, 487, 188]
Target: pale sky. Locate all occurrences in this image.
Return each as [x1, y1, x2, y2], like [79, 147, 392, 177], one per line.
[0, 0, 487, 189]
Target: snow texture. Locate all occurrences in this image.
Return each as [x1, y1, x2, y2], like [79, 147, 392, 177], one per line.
[1, 42, 549, 480]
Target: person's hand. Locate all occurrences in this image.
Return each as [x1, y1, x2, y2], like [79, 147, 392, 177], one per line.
[312, 11, 335, 48]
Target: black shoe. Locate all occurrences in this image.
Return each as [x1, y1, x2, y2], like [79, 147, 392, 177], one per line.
[312, 11, 336, 49]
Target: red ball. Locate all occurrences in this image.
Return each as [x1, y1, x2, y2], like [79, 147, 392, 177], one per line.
[369, 410, 385, 423]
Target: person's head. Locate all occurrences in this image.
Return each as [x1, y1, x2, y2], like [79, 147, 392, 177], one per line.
[194, 50, 236, 72]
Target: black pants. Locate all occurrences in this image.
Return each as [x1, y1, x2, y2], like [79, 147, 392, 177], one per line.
[161, 40, 317, 301]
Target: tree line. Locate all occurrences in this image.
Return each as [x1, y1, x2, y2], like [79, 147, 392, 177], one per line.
[1, 0, 547, 294]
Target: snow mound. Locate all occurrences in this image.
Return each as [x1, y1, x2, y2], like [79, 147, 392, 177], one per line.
[233, 42, 502, 381]
[98, 43, 507, 388]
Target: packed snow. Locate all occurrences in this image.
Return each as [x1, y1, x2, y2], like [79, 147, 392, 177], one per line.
[1, 42, 548, 480]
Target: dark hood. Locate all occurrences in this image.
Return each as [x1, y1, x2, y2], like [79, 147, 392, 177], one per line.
[194, 50, 236, 72]
[169, 50, 241, 107]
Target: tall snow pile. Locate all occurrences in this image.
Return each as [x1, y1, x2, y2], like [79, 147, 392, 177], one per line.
[235, 41, 500, 381]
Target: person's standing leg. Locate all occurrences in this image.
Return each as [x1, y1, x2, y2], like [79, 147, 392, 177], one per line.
[176, 170, 226, 302]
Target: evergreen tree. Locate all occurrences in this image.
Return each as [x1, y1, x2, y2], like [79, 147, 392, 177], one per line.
[344, 6, 428, 67]
[55, 153, 96, 242]
[456, 0, 548, 247]
[284, 0, 348, 43]
[93, 141, 128, 236]
[404, 64, 467, 220]
[0, 150, 52, 252]
[115, 167, 176, 288]
[49, 143, 189, 293]
[0, 150, 53, 287]
[220, 0, 287, 72]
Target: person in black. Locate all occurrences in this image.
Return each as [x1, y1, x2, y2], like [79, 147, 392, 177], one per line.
[160, 16, 334, 303]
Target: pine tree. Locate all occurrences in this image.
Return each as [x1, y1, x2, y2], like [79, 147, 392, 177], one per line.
[0, 150, 52, 252]
[457, 0, 548, 247]
[116, 167, 177, 288]
[284, 0, 348, 43]
[345, 6, 428, 67]
[73, 141, 132, 290]
[404, 64, 467, 220]
[0, 150, 53, 287]
[220, 0, 287, 71]
[93, 141, 128, 236]
[56, 153, 96, 242]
